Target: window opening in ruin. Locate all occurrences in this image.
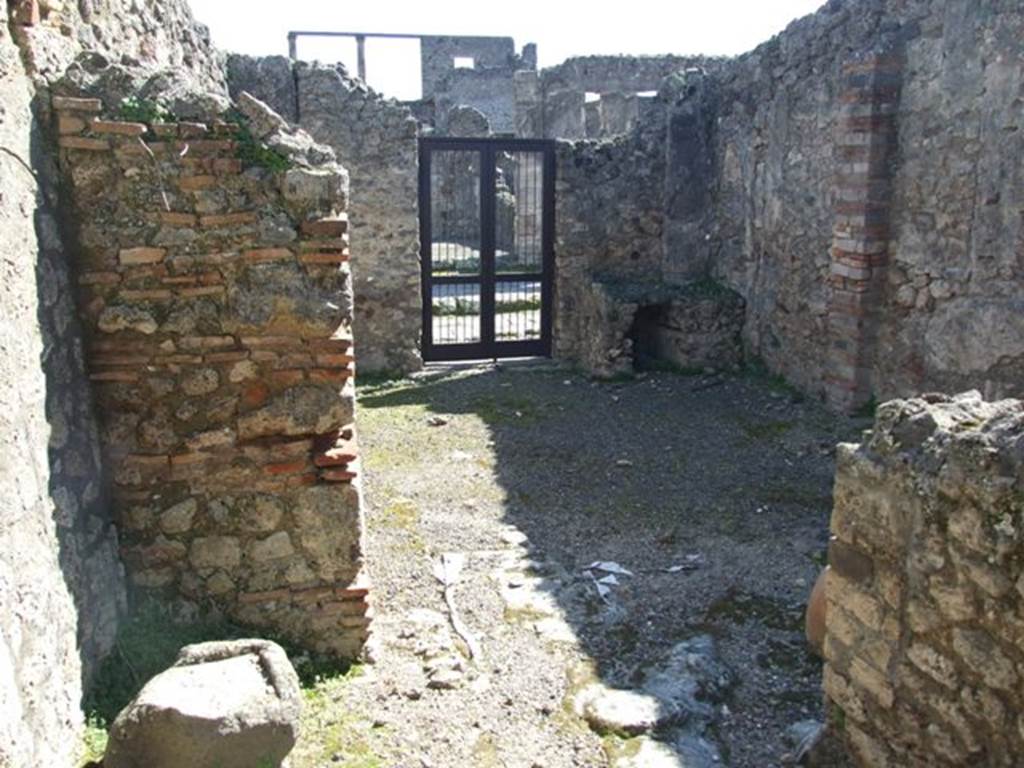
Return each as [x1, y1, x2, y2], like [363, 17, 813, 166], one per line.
[585, 92, 602, 103]
[288, 31, 422, 100]
[453, 56, 475, 69]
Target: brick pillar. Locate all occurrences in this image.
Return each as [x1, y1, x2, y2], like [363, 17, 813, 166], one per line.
[824, 47, 902, 411]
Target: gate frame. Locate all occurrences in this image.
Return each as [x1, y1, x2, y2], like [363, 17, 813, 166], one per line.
[418, 136, 556, 362]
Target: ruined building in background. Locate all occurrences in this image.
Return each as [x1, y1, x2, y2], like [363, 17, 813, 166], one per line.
[245, 1, 1023, 412]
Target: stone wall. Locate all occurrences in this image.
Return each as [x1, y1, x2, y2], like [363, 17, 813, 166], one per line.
[542, 54, 724, 95]
[1, 0, 224, 763]
[420, 35, 535, 134]
[227, 56, 422, 375]
[530, 54, 723, 139]
[553, 100, 667, 370]
[12, 0, 225, 89]
[1, 10, 117, 767]
[632, 287, 745, 373]
[54, 91, 370, 660]
[878, 1, 1024, 403]
[705, 0, 1024, 407]
[662, 69, 717, 284]
[823, 391, 1024, 766]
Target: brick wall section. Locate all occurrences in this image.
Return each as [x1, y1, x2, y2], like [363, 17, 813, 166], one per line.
[226, 57, 423, 375]
[823, 391, 1024, 766]
[54, 96, 369, 658]
[824, 49, 902, 411]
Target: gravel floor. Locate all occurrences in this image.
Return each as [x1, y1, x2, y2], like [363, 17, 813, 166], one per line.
[292, 362, 865, 768]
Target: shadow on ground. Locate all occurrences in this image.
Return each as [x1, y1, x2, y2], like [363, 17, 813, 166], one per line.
[348, 361, 863, 767]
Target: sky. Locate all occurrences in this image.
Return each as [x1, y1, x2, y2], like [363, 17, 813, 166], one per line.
[188, 0, 826, 100]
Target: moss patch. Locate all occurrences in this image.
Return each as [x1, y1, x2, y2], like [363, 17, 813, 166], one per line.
[737, 417, 795, 441]
[294, 668, 385, 768]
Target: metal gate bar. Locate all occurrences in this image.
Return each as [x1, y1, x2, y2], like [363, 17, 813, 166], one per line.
[419, 137, 555, 362]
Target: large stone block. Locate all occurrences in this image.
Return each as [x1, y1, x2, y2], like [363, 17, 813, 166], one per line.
[103, 639, 301, 768]
[237, 385, 353, 440]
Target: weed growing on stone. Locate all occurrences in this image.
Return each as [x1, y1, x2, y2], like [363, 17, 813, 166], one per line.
[298, 668, 385, 767]
[372, 496, 428, 553]
[230, 114, 292, 172]
[379, 497, 420, 529]
[737, 416, 795, 440]
[118, 95, 175, 124]
[84, 601, 245, 727]
[742, 356, 805, 401]
[81, 714, 109, 763]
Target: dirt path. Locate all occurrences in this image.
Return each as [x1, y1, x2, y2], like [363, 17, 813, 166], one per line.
[292, 363, 862, 768]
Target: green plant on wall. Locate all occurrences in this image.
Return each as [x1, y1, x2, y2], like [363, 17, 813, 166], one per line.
[230, 115, 292, 173]
[119, 96, 175, 124]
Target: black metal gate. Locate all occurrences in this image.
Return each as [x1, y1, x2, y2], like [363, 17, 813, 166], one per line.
[419, 137, 555, 362]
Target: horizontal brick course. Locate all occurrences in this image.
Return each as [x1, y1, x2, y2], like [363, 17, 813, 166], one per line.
[200, 211, 257, 228]
[119, 247, 166, 265]
[90, 119, 147, 136]
[301, 216, 349, 238]
[52, 96, 103, 112]
[59, 136, 110, 151]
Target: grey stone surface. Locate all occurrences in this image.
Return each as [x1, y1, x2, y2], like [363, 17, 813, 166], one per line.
[707, 0, 1024, 402]
[532, 54, 725, 140]
[661, 70, 716, 284]
[0, 15, 91, 767]
[420, 35, 535, 134]
[0, 0, 226, 763]
[825, 391, 1024, 766]
[632, 287, 746, 373]
[579, 686, 663, 736]
[104, 639, 301, 768]
[446, 104, 490, 137]
[553, 112, 667, 370]
[227, 57, 422, 374]
[53, 76, 369, 660]
[548, 0, 1022, 405]
[576, 634, 732, 758]
[11, 0, 225, 89]
[226, 55, 297, 121]
[0, 0, 237, 761]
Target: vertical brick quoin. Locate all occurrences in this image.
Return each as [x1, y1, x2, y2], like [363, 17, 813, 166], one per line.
[53, 94, 371, 659]
[823, 45, 903, 412]
[822, 391, 1024, 768]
